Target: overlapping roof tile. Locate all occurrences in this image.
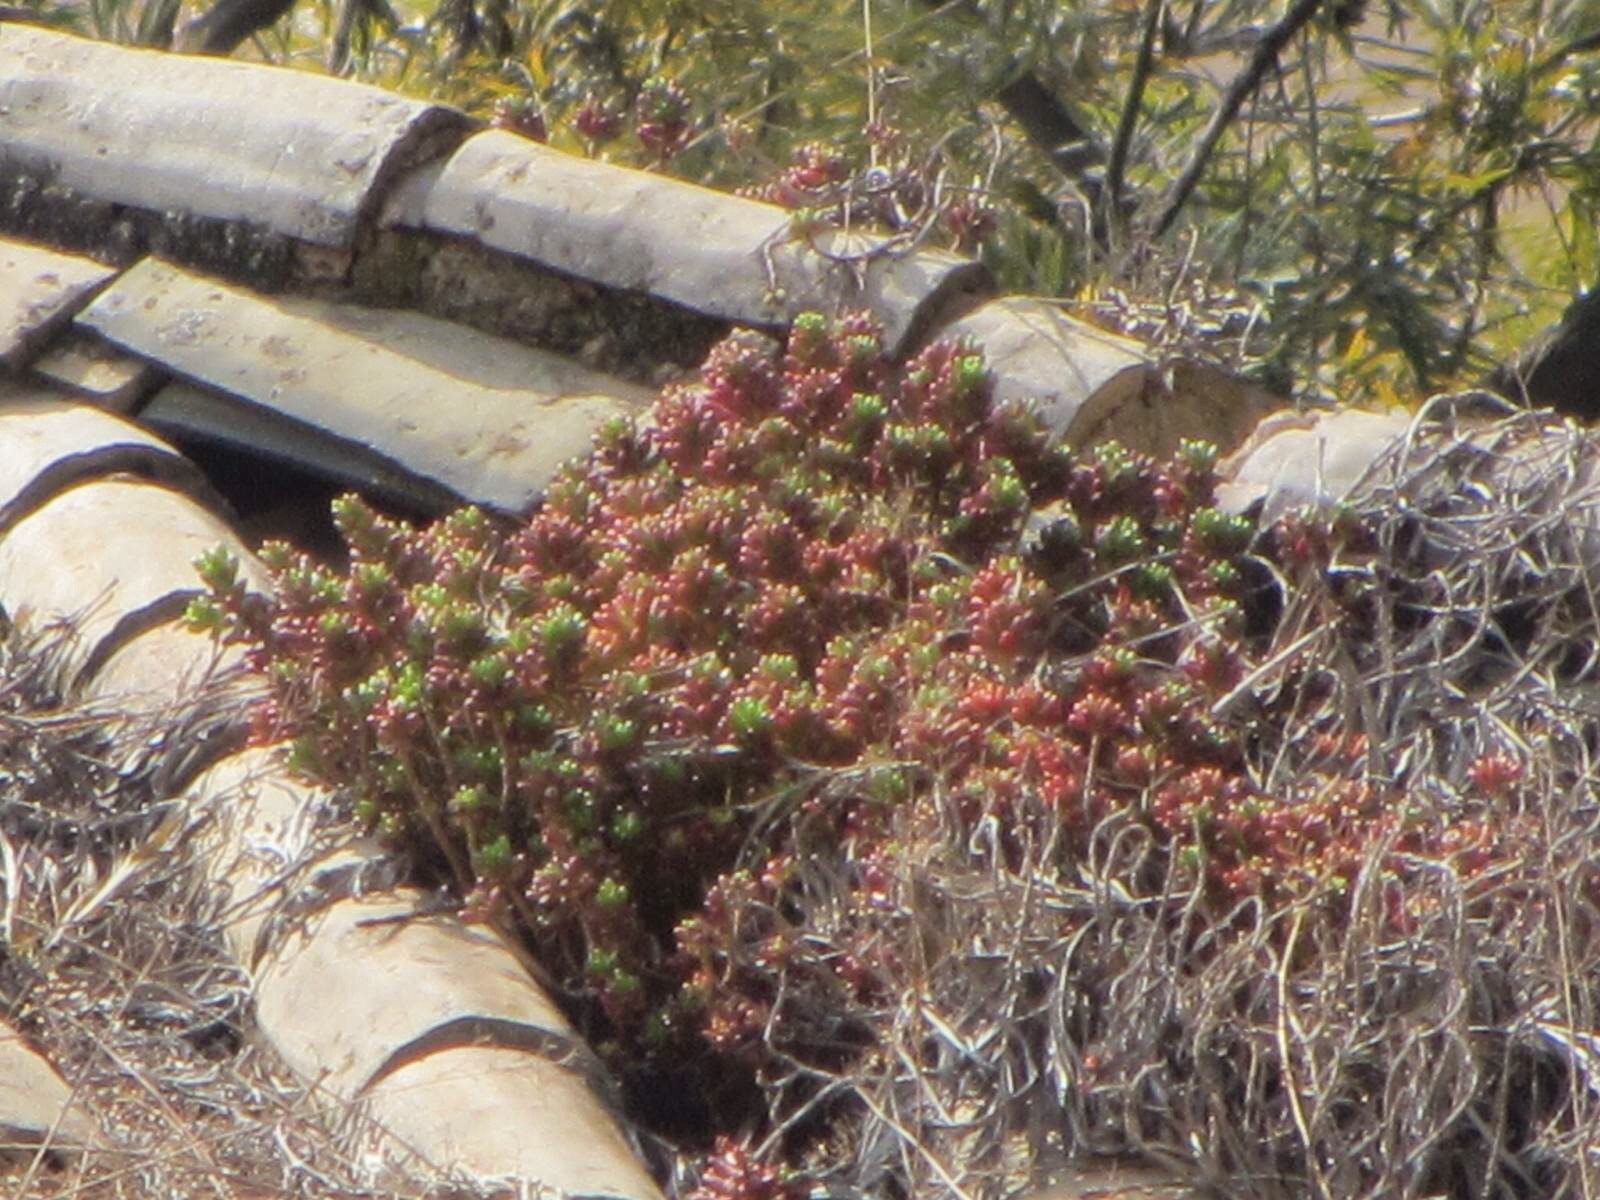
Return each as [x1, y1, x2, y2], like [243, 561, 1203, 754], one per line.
[1, 24, 470, 251]
[0, 26, 1312, 1197]
[384, 128, 991, 356]
[84, 257, 651, 514]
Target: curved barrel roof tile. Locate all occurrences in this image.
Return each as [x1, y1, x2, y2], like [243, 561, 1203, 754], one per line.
[0, 237, 115, 368]
[0, 27, 1281, 522]
[384, 128, 993, 357]
[1, 25, 472, 251]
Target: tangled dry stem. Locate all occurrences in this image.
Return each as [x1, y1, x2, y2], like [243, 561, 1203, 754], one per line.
[0, 623, 509, 1200]
[6, 400, 1600, 1200]
[736, 401, 1600, 1200]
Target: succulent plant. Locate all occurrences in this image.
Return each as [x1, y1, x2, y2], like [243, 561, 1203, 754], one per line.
[212, 314, 1551, 1187]
[195, 319, 1600, 1196]
[572, 92, 626, 146]
[741, 130, 998, 255]
[634, 76, 694, 163]
[490, 95, 548, 142]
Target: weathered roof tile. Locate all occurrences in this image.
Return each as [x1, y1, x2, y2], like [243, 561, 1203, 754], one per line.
[26, 327, 160, 412]
[85, 617, 254, 713]
[0, 1022, 104, 1158]
[938, 296, 1278, 456]
[186, 746, 663, 1199]
[365, 1043, 660, 1198]
[81, 258, 651, 514]
[1215, 407, 1413, 519]
[937, 296, 1153, 438]
[0, 25, 471, 250]
[0, 476, 268, 689]
[384, 130, 991, 356]
[0, 385, 222, 534]
[0, 236, 115, 369]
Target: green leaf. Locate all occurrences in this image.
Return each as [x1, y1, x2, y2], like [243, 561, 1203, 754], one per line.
[1567, 192, 1598, 289]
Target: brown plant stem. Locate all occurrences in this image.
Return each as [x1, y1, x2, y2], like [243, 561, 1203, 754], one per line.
[1151, 0, 1327, 239]
[174, 0, 296, 52]
[1105, 0, 1167, 241]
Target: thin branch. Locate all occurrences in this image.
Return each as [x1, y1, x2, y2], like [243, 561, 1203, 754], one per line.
[327, 0, 359, 72]
[174, 0, 296, 52]
[1300, 26, 1323, 272]
[683, 0, 969, 155]
[862, 0, 878, 168]
[1534, 25, 1600, 78]
[1105, 0, 1166, 238]
[1151, 0, 1327, 239]
[914, 0, 1108, 185]
[992, 70, 1105, 182]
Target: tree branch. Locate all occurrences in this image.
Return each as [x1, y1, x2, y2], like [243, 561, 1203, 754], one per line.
[1534, 26, 1600, 78]
[914, 0, 1109, 219]
[1105, 0, 1166, 236]
[1150, 0, 1326, 239]
[174, 0, 297, 53]
[992, 71, 1104, 181]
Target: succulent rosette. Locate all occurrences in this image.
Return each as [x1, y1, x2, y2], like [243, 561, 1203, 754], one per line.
[196, 314, 1453, 1179]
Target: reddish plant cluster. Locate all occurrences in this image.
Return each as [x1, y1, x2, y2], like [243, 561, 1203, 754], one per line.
[1254, 505, 1558, 914]
[489, 79, 687, 162]
[490, 95, 548, 142]
[191, 314, 1411, 1158]
[633, 76, 694, 162]
[686, 1137, 807, 1200]
[744, 129, 998, 253]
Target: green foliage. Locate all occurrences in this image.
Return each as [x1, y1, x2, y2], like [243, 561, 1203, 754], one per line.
[275, 0, 1600, 401]
[29, 0, 1600, 396]
[194, 318, 1600, 1192]
[195, 314, 1266, 1103]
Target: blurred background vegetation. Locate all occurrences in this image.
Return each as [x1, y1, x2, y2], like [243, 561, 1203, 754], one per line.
[21, 0, 1600, 406]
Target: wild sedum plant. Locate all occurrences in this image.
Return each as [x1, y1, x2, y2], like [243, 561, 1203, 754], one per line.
[194, 320, 1600, 1198]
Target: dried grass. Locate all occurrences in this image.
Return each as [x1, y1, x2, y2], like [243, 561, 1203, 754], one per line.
[0, 619, 501, 1200]
[9, 400, 1600, 1199]
[742, 401, 1600, 1200]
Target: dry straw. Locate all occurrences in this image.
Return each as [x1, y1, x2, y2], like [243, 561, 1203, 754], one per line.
[0, 621, 503, 1200]
[6, 398, 1600, 1198]
[729, 399, 1600, 1200]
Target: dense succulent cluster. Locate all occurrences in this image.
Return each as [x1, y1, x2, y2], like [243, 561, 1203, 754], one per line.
[744, 130, 998, 253]
[193, 317, 1256, 1063]
[684, 1137, 807, 1200]
[192, 320, 1600, 1194]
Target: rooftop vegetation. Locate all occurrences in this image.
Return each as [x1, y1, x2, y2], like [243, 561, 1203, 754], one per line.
[192, 318, 1600, 1198]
